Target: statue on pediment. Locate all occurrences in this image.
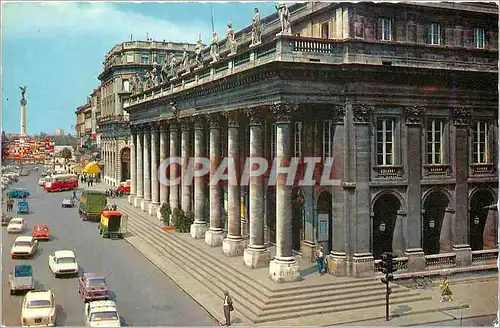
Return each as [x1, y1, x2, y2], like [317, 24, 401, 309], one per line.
[226, 21, 237, 55]
[135, 73, 144, 93]
[144, 71, 152, 89]
[251, 8, 262, 46]
[169, 54, 178, 77]
[152, 65, 161, 86]
[210, 31, 220, 63]
[161, 59, 169, 83]
[276, 2, 291, 35]
[194, 36, 204, 66]
[130, 74, 138, 94]
[181, 47, 189, 70]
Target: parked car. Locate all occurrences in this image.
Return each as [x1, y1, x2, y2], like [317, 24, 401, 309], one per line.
[38, 178, 45, 186]
[9, 264, 34, 295]
[21, 290, 56, 327]
[33, 224, 51, 241]
[2, 213, 11, 226]
[48, 250, 78, 277]
[17, 200, 30, 214]
[62, 198, 74, 208]
[7, 217, 26, 233]
[84, 300, 121, 327]
[11, 236, 38, 259]
[78, 273, 109, 302]
[7, 188, 30, 199]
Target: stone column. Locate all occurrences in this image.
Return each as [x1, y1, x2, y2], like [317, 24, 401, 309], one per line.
[128, 128, 137, 204]
[141, 126, 152, 211]
[269, 103, 301, 283]
[181, 121, 192, 213]
[451, 108, 472, 266]
[190, 117, 209, 238]
[149, 123, 160, 216]
[158, 123, 169, 220]
[134, 129, 144, 208]
[205, 115, 224, 247]
[244, 109, 270, 268]
[403, 106, 426, 272]
[222, 112, 245, 257]
[169, 122, 180, 216]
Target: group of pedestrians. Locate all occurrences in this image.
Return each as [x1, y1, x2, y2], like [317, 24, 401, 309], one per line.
[6, 197, 14, 212]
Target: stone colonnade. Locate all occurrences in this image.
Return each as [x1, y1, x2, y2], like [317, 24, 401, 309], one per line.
[128, 105, 301, 282]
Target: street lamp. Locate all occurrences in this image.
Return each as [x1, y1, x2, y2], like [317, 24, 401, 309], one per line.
[429, 219, 435, 228]
[379, 222, 386, 232]
[474, 217, 480, 225]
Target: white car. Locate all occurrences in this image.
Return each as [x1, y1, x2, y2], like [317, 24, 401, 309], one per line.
[38, 178, 45, 186]
[11, 236, 38, 259]
[21, 290, 56, 327]
[49, 250, 79, 277]
[7, 217, 26, 233]
[85, 300, 121, 327]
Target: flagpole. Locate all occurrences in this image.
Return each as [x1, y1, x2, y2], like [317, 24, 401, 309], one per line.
[210, 4, 214, 33]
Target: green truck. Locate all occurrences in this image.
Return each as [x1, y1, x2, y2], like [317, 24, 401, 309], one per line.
[78, 190, 107, 221]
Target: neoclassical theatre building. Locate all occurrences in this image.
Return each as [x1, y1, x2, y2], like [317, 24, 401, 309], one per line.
[123, 2, 498, 281]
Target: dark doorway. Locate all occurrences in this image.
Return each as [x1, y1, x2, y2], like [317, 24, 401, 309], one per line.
[120, 148, 130, 182]
[292, 188, 305, 251]
[372, 194, 401, 259]
[266, 187, 276, 243]
[469, 189, 494, 250]
[423, 191, 449, 255]
[316, 191, 332, 253]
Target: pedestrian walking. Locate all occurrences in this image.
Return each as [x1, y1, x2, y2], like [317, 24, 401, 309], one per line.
[222, 290, 233, 326]
[439, 276, 454, 303]
[315, 246, 325, 275]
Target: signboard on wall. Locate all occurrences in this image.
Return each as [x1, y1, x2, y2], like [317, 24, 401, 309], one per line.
[318, 213, 329, 242]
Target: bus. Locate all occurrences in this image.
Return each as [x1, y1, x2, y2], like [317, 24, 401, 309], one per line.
[44, 174, 79, 192]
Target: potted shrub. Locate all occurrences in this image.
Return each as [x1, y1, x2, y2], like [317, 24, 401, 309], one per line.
[171, 208, 186, 232]
[159, 203, 172, 225]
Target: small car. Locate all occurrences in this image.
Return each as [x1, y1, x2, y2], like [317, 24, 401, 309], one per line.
[7, 217, 26, 233]
[85, 300, 121, 327]
[62, 198, 74, 208]
[18, 201, 30, 214]
[21, 290, 56, 327]
[7, 188, 30, 199]
[48, 250, 79, 277]
[2, 213, 11, 226]
[38, 178, 45, 186]
[11, 236, 38, 259]
[33, 224, 51, 241]
[9, 264, 34, 295]
[78, 273, 109, 302]
[116, 185, 130, 195]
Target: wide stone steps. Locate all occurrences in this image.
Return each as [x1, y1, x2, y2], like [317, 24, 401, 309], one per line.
[119, 204, 431, 324]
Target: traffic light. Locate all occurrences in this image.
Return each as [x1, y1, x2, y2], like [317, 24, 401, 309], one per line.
[380, 252, 392, 274]
[391, 253, 398, 273]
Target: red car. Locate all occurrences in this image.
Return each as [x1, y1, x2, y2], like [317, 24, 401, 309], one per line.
[77, 273, 109, 302]
[116, 185, 130, 194]
[32, 224, 50, 240]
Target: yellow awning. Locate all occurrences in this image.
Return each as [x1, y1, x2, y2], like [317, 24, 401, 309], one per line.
[83, 161, 101, 174]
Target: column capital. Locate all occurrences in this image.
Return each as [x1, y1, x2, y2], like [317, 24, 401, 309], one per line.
[452, 107, 471, 126]
[180, 117, 194, 131]
[137, 126, 145, 135]
[352, 104, 374, 124]
[245, 108, 264, 126]
[271, 103, 298, 124]
[327, 104, 346, 125]
[150, 121, 160, 134]
[130, 125, 138, 135]
[404, 106, 425, 125]
[207, 113, 223, 129]
[193, 115, 206, 130]
[222, 111, 240, 128]
[160, 121, 168, 132]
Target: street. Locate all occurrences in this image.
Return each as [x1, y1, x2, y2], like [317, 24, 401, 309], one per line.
[2, 170, 216, 326]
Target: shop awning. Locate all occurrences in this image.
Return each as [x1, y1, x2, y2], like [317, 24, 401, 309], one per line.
[83, 161, 101, 174]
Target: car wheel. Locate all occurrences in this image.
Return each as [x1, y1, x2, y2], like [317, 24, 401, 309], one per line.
[10, 290, 14, 295]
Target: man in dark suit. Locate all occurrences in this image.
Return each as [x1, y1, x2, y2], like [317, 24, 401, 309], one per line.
[223, 290, 233, 326]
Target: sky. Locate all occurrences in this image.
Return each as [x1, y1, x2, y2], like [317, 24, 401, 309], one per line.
[1, 1, 278, 135]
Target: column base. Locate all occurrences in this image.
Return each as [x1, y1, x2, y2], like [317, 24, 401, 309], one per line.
[269, 258, 301, 283]
[404, 248, 426, 272]
[300, 240, 317, 262]
[148, 202, 160, 216]
[190, 222, 208, 239]
[222, 237, 245, 257]
[128, 194, 136, 205]
[244, 246, 271, 269]
[453, 244, 472, 267]
[349, 253, 374, 278]
[205, 229, 224, 247]
[140, 199, 151, 212]
[328, 251, 347, 276]
[134, 197, 143, 208]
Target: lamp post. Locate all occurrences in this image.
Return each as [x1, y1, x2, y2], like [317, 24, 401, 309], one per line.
[473, 217, 480, 225]
[379, 222, 386, 233]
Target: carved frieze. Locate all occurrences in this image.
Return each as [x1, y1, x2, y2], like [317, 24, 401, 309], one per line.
[271, 103, 298, 123]
[404, 106, 425, 125]
[352, 104, 374, 123]
[452, 107, 471, 126]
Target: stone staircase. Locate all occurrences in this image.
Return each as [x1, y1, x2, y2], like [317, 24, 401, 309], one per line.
[117, 202, 432, 324]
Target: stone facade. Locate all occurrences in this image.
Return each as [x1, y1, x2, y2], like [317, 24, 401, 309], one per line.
[123, 2, 498, 280]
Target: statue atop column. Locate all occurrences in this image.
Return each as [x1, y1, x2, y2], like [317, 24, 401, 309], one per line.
[169, 54, 178, 77]
[276, 2, 291, 35]
[20, 85, 27, 105]
[210, 31, 220, 63]
[250, 8, 262, 47]
[226, 21, 237, 56]
[181, 47, 190, 71]
[194, 36, 204, 66]
[161, 59, 169, 83]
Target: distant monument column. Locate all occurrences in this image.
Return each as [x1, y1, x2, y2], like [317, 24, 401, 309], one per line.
[20, 85, 27, 137]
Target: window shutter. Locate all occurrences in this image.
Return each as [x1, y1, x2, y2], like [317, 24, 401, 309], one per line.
[376, 18, 382, 40]
[426, 25, 431, 44]
[464, 29, 473, 47]
[485, 29, 491, 49]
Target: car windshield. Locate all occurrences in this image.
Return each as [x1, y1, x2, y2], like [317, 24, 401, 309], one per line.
[15, 241, 31, 247]
[10, 220, 22, 225]
[88, 278, 106, 286]
[36, 226, 49, 231]
[27, 300, 51, 308]
[56, 257, 75, 264]
[90, 311, 118, 321]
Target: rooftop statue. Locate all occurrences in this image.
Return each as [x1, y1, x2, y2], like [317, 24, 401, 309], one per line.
[210, 31, 220, 63]
[181, 47, 189, 70]
[169, 54, 178, 76]
[251, 8, 262, 46]
[276, 2, 291, 35]
[20, 85, 27, 99]
[194, 36, 204, 66]
[226, 21, 237, 55]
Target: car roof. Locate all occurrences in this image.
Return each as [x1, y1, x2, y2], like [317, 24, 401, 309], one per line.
[26, 290, 52, 301]
[10, 217, 24, 221]
[34, 223, 48, 228]
[83, 272, 104, 279]
[88, 300, 117, 311]
[15, 236, 33, 242]
[54, 250, 75, 258]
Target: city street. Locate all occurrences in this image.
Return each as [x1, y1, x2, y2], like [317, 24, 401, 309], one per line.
[2, 170, 216, 326]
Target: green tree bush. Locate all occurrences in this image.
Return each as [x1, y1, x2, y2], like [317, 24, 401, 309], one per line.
[159, 203, 172, 225]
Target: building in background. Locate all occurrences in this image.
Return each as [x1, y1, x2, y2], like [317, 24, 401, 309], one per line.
[97, 40, 198, 186]
[55, 128, 65, 136]
[3, 135, 54, 164]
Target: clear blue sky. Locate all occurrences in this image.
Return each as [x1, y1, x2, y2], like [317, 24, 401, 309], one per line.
[1, 1, 278, 135]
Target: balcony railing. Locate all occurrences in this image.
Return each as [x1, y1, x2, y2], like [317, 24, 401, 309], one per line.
[424, 252, 456, 269]
[470, 163, 496, 176]
[98, 115, 129, 124]
[471, 249, 498, 264]
[373, 165, 404, 178]
[423, 164, 451, 177]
